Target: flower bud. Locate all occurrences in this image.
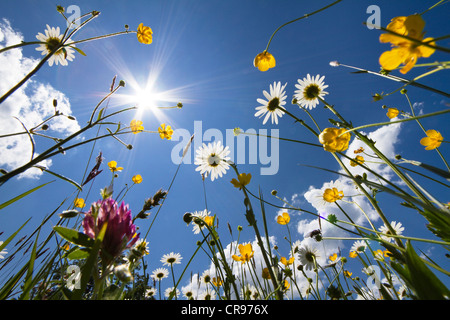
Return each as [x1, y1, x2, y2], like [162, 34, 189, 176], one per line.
[114, 264, 133, 283]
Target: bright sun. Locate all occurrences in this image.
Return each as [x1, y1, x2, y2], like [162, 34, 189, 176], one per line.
[133, 88, 158, 110]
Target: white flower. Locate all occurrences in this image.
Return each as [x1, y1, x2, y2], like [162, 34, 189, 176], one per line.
[297, 245, 319, 271]
[35, 24, 75, 66]
[145, 287, 157, 298]
[350, 240, 367, 253]
[182, 285, 196, 300]
[151, 267, 169, 281]
[195, 141, 230, 181]
[190, 209, 213, 234]
[254, 81, 287, 125]
[198, 290, 216, 300]
[200, 269, 212, 284]
[164, 287, 180, 299]
[379, 221, 404, 243]
[160, 252, 182, 266]
[0, 241, 7, 259]
[294, 74, 329, 109]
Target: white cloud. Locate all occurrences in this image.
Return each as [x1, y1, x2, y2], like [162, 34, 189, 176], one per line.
[0, 19, 80, 179]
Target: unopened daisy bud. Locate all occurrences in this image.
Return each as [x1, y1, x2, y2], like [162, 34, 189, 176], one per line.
[237, 225, 243, 232]
[177, 102, 183, 109]
[183, 212, 193, 225]
[329, 61, 340, 67]
[115, 264, 133, 283]
[124, 24, 129, 30]
[67, 115, 76, 120]
[59, 210, 80, 219]
[53, 99, 58, 108]
[127, 144, 133, 150]
[395, 154, 402, 160]
[118, 80, 126, 87]
[400, 88, 407, 94]
[340, 257, 347, 263]
[41, 124, 49, 131]
[271, 190, 277, 196]
[56, 5, 65, 13]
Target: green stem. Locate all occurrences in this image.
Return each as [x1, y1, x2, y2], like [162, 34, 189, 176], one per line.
[265, 0, 343, 51]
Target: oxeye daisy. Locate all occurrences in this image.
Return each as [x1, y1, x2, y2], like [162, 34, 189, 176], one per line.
[35, 24, 75, 66]
[254, 81, 287, 125]
[164, 287, 180, 299]
[161, 252, 182, 266]
[151, 267, 169, 281]
[145, 287, 157, 299]
[195, 141, 230, 181]
[298, 245, 319, 271]
[190, 209, 213, 234]
[379, 221, 405, 243]
[350, 240, 367, 254]
[294, 74, 329, 110]
[182, 285, 196, 300]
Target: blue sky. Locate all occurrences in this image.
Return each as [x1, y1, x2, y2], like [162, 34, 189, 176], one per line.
[0, 0, 449, 297]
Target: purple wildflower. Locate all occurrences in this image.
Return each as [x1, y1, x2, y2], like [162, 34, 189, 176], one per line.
[82, 198, 139, 261]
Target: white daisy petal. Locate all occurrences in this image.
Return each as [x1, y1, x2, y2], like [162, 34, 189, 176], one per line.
[254, 81, 288, 125]
[294, 74, 329, 110]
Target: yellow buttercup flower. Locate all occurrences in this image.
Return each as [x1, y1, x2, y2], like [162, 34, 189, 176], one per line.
[329, 253, 338, 262]
[349, 251, 358, 258]
[386, 108, 399, 119]
[132, 174, 143, 184]
[343, 270, 352, 278]
[318, 127, 351, 153]
[137, 23, 153, 44]
[158, 123, 174, 140]
[280, 256, 295, 266]
[276, 212, 290, 225]
[323, 187, 344, 203]
[108, 160, 123, 173]
[420, 129, 443, 150]
[130, 120, 144, 134]
[350, 155, 365, 167]
[230, 173, 252, 190]
[212, 277, 223, 287]
[74, 197, 85, 208]
[379, 14, 435, 74]
[253, 51, 276, 72]
[232, 243, 254, 264]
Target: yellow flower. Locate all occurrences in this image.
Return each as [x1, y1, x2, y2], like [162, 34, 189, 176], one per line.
[318, 127, 351, 153]
[386, 108, 399, 119]
[203, 215, 215, 227]
[158, 123, 174, 140]
[137, 23, 153, 44]
[262, 267, 271, 280]
[343, 270, 352, 278]
[230, 173, 252, 190]
[276, 212, 290, 225]
[232, 243, 254, 264]
[280, 256, 295, 267]
[354, 147, 364, 154]
[130, 120, 144, 134]
[132, 174, 143, 184]
[74, 198, 85, 208]
[349, 251, 358, 258]
[212, 277, 223, 287]
[350, 155, 365, 167]
[108, 160, 123, 173]
[329, 253, 338, 262]
[253, 51, 276, 72]
[323, 187, 344, 203]
[379, 14, 435, 74]
[283, 279, 290, 291]
[420, 129, 443, 150]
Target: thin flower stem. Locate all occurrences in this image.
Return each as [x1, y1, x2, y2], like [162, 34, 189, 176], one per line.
[264, 0, 343, 52]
